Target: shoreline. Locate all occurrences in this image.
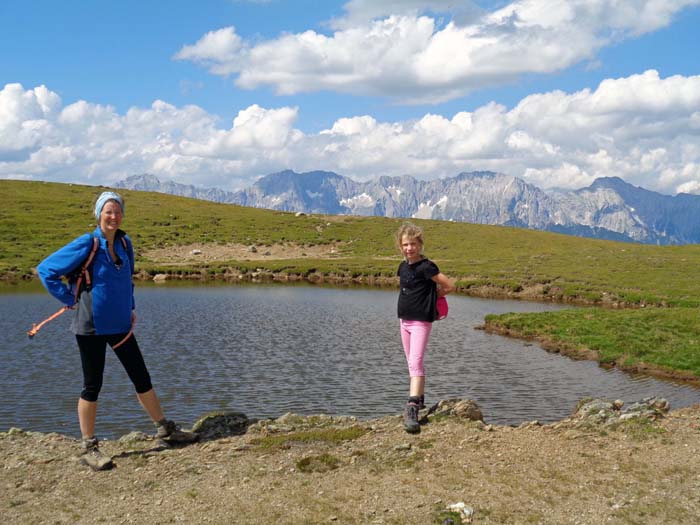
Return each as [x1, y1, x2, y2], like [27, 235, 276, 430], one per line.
[2, 267, 647, 309]
[482, 322, 700, 388]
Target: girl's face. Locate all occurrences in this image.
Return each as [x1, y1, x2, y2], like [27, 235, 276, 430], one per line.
[99, 200, 123, 235]
[400, 235, 422, 263]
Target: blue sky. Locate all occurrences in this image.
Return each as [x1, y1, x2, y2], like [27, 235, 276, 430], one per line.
[2, 0, 699, 193]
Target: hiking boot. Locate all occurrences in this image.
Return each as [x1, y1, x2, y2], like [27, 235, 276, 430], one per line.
[418, 395, 426, 410]
[404, 401, 421, 434]
[155, 419, 198, 444]
[80, 437, 113, 471]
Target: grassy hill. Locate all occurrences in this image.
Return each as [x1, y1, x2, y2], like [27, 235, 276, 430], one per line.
[4, 179, 700, 306]
[3, 179, 700, 378]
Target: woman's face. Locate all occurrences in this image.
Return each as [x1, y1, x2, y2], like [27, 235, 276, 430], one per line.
[99, 200, 123, 235]
[400, 235, 422, 262]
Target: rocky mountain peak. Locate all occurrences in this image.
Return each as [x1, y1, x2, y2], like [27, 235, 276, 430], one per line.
[116, 171, 700, 245]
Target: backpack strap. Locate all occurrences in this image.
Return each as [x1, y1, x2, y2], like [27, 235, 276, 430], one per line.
[77, 236, 100, 296]
[79, 234, 130, 292]
[119, 235, 134, 275]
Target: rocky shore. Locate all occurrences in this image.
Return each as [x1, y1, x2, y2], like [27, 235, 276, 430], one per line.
[3, 397, 700, 524]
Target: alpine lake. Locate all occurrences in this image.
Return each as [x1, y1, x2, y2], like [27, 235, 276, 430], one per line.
[2, 281, 697, 439]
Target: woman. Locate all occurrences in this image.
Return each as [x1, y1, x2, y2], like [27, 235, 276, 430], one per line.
[37, 191, 195, 470]
[396, 222, 455, 433]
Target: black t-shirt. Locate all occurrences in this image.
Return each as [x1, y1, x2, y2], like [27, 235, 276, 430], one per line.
[397, 258, 440, 322]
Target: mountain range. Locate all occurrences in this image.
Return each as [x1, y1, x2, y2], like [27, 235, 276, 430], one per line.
[115, 171, 700, 245]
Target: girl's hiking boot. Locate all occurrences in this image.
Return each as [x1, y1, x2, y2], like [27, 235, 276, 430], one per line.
[155, 419, 198, 444]
[403, 399, 421, 434]
[80, 437, 113, 471]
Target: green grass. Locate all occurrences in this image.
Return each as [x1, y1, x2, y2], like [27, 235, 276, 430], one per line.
[295, 453, 340, 473]
[485, 307, 700, 377]
[4, 179, 700, 379]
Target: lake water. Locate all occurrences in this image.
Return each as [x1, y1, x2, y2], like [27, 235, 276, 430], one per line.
[2, 283, 697, 438]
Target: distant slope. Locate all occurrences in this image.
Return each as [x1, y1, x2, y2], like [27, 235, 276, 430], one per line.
[5, 179, 700, 308]
[117, 171, 700, 245]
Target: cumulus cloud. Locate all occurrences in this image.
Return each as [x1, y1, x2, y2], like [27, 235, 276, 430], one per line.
[2, 70, 700, 194]
[174, 0, 700, 104]
[173, 27, 244, 76]
[0, 84, 60, 160]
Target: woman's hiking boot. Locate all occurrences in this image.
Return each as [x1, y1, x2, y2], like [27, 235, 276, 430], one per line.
[155, 419, 198, 444]
[80, 437, 113, 471]
[403, 398, 421, 434]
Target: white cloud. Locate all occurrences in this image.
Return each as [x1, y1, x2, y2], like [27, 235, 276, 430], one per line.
[174, 0, 700, 103]
[2, 70, 699, 194]
[0, 84, 60, 159]
[173, 26, 244, 75]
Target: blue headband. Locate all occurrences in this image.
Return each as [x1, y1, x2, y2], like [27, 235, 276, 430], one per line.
[94, 191, 124, 220]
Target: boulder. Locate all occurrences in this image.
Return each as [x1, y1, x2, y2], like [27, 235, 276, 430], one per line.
[572, 396, 670, 427]
[119, 431, 150, 444]
[431, 399, 484, 422]
[192, 411, 249, 440]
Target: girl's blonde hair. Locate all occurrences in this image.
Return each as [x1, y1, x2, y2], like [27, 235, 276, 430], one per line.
[396, 222, 424, 253]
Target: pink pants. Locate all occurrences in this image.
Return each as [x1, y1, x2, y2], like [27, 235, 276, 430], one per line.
[400, 319, 432, 377]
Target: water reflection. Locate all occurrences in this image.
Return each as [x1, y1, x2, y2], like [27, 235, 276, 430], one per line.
[2, 283, 697, 438]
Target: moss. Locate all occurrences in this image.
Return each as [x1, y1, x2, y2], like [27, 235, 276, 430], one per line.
[296, 454, 340, 473]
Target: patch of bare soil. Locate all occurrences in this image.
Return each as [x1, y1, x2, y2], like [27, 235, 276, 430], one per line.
[4, 405, 700, 524]
[142, 242, 346, 265]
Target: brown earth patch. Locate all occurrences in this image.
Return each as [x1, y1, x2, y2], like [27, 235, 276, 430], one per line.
[142, 242, 347, 264]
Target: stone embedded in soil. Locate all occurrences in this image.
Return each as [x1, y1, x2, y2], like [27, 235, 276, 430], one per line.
[572, 396, 670, 426]
[431, 399, 484, 421]
[192, 411, 249, 440]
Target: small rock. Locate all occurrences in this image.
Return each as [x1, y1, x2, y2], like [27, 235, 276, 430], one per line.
[119, 431, 150, 444]
[446, 502, 474, 523]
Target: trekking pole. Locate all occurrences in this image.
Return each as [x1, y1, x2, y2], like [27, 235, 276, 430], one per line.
[27, 306, 72, 338]
[28, 238, 98, 339]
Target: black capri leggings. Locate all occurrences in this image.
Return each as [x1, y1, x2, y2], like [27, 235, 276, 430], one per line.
[76, 334, 153, 402]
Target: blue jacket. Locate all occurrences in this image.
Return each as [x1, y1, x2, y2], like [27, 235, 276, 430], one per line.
[37, 227, 135, 335]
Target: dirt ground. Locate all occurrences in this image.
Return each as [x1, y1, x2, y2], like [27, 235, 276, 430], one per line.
[3, 402, 700, 525]
[142, 242, 346, 264]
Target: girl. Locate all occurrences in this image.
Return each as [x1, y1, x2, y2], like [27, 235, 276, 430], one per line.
[396, 223, 454, 433]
